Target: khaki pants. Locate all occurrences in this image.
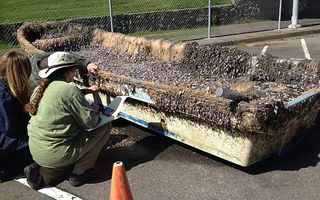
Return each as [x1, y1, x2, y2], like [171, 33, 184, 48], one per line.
[40, 123, 111, 184]
[72, 123, 111, 175]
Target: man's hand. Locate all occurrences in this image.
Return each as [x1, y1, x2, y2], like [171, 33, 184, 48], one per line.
[87, 85, 100, 94]
[87, 63, 99, 74]
[81, 85, 100, 95]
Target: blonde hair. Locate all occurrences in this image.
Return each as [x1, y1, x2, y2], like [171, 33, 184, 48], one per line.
[0, 51, 32, 106]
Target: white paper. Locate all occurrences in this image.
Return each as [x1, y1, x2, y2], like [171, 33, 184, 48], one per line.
[85, 96, 127, 131]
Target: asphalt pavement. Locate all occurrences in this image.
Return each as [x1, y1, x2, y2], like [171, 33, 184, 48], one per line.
[1, 118, 319, 200]
[232, 33, 320, 60]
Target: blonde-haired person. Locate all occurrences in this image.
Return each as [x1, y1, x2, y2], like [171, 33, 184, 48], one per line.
[24, 52, 111, 189]
[0, 51, 33, 182]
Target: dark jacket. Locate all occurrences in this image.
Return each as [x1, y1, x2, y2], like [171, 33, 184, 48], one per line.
[29, 52, 91, 93]
[0, 80, 32, 180]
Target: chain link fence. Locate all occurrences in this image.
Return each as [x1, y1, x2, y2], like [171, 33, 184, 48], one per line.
[1, 0, 320, 54]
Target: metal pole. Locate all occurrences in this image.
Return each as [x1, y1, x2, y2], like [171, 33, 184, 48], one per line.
[277, 0, 283, 30]
[108, 0, 114, 32]
[208, 0, 211, 38]
[289, 0, 300, 28]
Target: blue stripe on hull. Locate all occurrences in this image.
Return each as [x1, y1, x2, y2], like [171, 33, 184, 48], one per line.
[118, 112, 184, 142]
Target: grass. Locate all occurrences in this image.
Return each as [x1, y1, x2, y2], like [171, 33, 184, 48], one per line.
[0, 40, 20, 49]
[0, 0, 231, 23]
[0, 40, 21, 56]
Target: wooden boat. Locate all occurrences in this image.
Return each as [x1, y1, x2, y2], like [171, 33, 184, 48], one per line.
[17, 21, 320, 166]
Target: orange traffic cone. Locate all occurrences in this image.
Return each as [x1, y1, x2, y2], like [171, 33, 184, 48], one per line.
[110, 161, 133, 200]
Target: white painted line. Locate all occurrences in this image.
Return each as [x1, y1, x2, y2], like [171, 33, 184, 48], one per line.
[261, 45, 269, 56]
[300, 39, 311, 60]
[15, 178, 83, 200]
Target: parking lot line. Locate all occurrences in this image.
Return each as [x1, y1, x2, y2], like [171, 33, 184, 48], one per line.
[301, 38, 311, 59]
[15, 178, 83, 200]
[260, 45, 269, 55]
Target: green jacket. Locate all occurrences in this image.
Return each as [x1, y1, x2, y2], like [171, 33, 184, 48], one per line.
[29, 52, 91, 94]
[27, 79, 99, 168]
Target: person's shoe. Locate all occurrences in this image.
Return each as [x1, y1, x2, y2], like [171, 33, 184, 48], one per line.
[69, 167, 101, 187]
[24, 163, 44, 190]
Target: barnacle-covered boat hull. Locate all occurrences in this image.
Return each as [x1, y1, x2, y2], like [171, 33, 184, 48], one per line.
[17, 21, 320, 166]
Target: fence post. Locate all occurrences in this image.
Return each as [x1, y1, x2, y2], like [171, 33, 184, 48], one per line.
[108, 0, 114, 32]
[208, 0, 211, 38]
[289, 0, 301, 28]
[277, 0, 283, 30]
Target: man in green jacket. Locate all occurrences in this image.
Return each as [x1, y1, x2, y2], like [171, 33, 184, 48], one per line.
[29, 52, 98, 93]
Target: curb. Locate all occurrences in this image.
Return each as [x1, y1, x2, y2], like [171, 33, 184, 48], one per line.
[194, 25, 320, 46]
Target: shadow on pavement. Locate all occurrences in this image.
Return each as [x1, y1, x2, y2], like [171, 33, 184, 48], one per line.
[92, 122, 174, 183]
[159, 118, 320, 174]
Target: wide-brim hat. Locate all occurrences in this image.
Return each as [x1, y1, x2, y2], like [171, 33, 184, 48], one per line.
[38, 52, 79, 79]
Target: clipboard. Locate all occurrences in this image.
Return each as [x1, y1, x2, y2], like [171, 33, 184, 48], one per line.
[85, 92, 154, 132]
[85, 96, 125, 131]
